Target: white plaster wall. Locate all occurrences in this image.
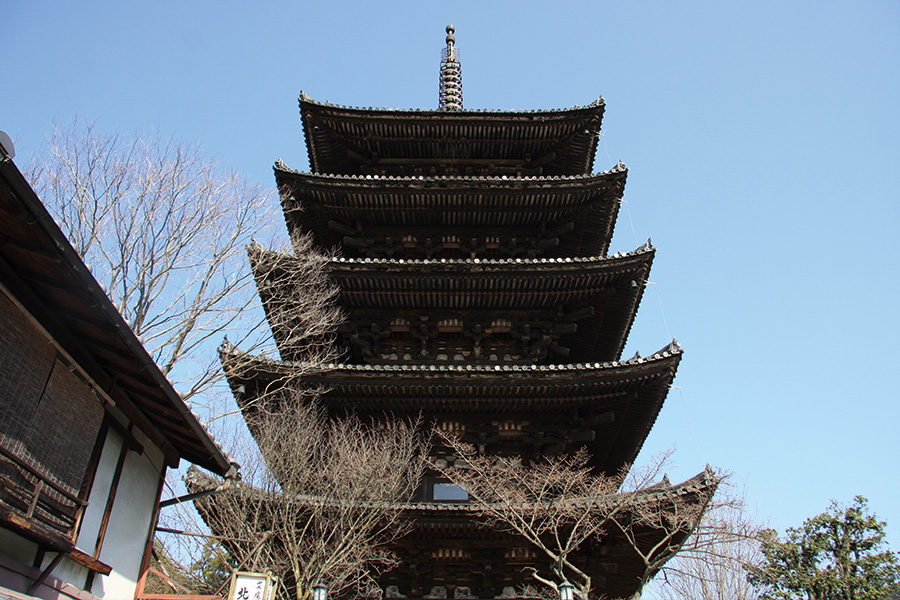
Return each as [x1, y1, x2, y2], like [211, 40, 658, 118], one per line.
[129, 428, 165, 480]
[46, 552, 88, 593]
[75, 431, 123, 557]
[89, 438, 162, 600]
[40, 424, 166, 600]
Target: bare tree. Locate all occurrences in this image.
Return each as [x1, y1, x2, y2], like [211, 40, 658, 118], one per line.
[611, 467, 740, 598]
[26, 117, 276, 405]
[246, 234, 345, 366]
[431, 431, 720, 600]
[190, 397, 425, 600]
[199, 234, 347, 425]
[648, 490, 763, 600]
[148, 228, 349, 593]
[431, 432, 623, 600]
[23, 117, 375, 598]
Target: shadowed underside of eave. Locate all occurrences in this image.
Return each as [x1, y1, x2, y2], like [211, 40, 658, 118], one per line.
[299, 95, 605, 177]
[220, 340, 681, 475]
[275, 164, 627, 259]
[0, 161, 234, 476]
[249, 244, 654, 365]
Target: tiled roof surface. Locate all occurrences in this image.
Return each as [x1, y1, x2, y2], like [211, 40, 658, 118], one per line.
[275, 163, 626, 257]
[299, 94, 605, 176]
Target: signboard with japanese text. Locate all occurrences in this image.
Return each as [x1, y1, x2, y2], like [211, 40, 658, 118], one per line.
[227, 571, 280, 600]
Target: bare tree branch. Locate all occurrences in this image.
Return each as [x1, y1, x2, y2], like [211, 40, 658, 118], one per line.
[26, 116, 277, 402]
[191, 397, 426, 600]
[649, 489, 764, 600]
[432, 431, 721, 600]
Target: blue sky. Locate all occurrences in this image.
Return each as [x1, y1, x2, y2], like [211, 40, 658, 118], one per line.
[3, 0, 899, 566]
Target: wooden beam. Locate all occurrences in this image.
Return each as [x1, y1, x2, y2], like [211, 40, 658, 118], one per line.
[91, 434, 128, 560]
[74, 418, 111, 540]
[27, 552, 65, 595]
[25, 480, 43, 519]
[67, 548, 112, 575]
[2, 235, 63, 262]
[0, 442, 85, 506]
[134, 466, 166, 600]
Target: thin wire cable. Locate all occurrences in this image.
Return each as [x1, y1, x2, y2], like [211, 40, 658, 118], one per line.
[601, 133, 614, 170]
[621, 196, 671, 340]
[602, 136, 705, 461]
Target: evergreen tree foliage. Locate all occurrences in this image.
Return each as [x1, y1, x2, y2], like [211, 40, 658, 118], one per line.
[747, 496, 900, 600]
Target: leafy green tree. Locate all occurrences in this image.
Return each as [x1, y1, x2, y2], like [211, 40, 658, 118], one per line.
[747, 496, 900, 600]
[189, 539, 235, 594]
[144, 538, 234, 595]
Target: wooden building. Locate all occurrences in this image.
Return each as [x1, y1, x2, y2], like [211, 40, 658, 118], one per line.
[0, 137, 237, 600]
[208, 27, 716, 599]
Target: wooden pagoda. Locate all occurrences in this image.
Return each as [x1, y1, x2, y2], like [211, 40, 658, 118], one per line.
[205, 26, 717, 600]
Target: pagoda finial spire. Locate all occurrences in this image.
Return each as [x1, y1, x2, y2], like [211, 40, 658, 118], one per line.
[439, 24, 463, 111]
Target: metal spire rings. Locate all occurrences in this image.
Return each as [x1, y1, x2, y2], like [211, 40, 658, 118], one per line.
[439, 24, 463, 111]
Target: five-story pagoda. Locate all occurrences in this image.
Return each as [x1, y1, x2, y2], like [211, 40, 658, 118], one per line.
[204, 26, 717, 600]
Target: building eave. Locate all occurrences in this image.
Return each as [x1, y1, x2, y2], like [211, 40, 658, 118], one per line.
[221, 340, 681, 474]
[0, 156, 235, 476]
[299, 93, 605, 176]
[250, 243, 652, 363]
[275, 163, 627, 258]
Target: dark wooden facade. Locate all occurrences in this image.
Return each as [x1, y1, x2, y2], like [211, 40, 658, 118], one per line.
[248, 243, 652, 366]
[275, 162, 627, 259]
[212, 31, 715, 600]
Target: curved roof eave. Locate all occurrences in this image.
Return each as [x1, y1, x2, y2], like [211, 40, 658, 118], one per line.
[248, 240, 653, 274]
[274, 158, 628, 184]
[298, 93, 606, 176]
[220, 338, 681, 381]
[298, 91, 605, 116]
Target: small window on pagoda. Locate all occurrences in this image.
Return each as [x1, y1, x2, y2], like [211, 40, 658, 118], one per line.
[433, 482, 468, 502]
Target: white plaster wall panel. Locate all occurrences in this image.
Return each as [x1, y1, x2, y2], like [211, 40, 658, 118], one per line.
[45, 552, 87, 591]
[90, 447, 160, 600]
[131, 427, 164, 474]
[75, 430, 123, 554]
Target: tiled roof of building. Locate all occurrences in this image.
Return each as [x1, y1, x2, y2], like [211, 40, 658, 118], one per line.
[299, 93, 605, 176]
[249, 243, 653, 363]
[275, 162, 627, 258]
[220, 340, 681, 474]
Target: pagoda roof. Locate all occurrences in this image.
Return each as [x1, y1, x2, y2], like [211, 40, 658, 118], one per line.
[190, 463, 716, 600]
[275, 162, 626, 258]
[299, 93, 605, 176]
[392, 466, 716, 514]
[189, 460, 712, 514]
[250, 243, 653, 363]
[386, 467, 719, 599]
[220, 340, 681, 474]
[322, 247, 654, 309]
